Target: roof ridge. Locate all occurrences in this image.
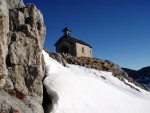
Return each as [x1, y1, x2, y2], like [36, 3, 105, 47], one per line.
[54, 35, 92, 48]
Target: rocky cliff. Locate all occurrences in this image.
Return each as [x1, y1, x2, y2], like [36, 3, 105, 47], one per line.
[0, 0, 46, 113]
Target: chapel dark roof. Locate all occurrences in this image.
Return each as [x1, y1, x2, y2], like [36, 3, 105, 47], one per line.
[54, 35, 92, 48]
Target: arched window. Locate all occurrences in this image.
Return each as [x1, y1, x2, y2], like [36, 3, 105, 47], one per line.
[82, 47, 84, 53]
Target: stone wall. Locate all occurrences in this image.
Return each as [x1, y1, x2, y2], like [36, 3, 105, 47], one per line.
[76, 43, 92, 57]
[0, 0, 46, 113]
[56, 41, 72, 54]
[56, 39, 92, 57]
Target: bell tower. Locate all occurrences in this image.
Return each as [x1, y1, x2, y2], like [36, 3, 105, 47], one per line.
[62, 27, 71, 35]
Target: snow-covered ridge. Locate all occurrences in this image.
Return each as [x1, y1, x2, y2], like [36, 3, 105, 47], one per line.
[43, 50, 150, 113]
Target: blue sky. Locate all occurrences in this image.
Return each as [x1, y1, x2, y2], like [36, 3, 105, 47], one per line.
[24, 0, 150, 70]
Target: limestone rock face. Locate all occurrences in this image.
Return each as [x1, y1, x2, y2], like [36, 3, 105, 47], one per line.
[6, 0, 25, 9]
[0, 0, 9, 90]
[0, 0, 46, 113]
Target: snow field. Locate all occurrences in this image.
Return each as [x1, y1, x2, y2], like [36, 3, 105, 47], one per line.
[43, 50, 150, 113]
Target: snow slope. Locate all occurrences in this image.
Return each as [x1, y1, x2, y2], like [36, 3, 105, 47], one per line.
[43, 50, 150, 113]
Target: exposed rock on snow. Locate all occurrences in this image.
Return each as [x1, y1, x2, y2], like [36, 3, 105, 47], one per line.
[0, 0, 46, 112]
[46, 51, 132, 82]
[46, 51, 149, 91]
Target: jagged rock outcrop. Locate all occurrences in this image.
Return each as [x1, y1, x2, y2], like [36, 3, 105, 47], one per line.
[0, 0, 46, 113]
